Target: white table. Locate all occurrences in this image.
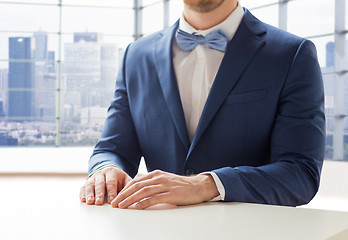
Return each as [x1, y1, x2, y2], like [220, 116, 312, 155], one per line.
[1, 176, 348, 240]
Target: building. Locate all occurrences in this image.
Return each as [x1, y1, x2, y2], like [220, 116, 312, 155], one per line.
[8, 37, 34, 120]
[33, 31, 56, 118]
[0, 132, 18, 146]
[324, 40, 348, 159]
[74, 32, 101, 43]
[63, 32, 119, 119]
[326, 42, 335, 68]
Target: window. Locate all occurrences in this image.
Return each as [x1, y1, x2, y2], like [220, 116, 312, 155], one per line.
[0, 0, 134, 146]
[1, 0, 347, 162]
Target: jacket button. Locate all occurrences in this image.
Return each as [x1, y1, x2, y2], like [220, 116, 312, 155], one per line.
[185, 169, 194, 176]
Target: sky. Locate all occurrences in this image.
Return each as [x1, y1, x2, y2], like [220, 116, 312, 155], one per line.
[0, 0, 347, 68]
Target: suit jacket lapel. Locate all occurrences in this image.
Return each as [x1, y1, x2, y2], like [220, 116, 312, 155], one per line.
[187, 9, 267, 158]
[153, 21, 191, 152]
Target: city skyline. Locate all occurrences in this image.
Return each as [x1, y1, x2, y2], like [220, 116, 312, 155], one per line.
[0, 30, 123, 146]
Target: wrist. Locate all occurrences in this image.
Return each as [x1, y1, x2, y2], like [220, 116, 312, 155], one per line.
[88, 164, 120, 178]
[193, 174, 219, 202]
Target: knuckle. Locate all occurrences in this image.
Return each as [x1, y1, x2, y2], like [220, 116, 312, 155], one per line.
[86, 181, 94, 188]
[141, 186, 151, 193]
[105, 179, 115, 186]
[145, 198, 154, 207]
[133, 182, 142, 189]
[107, 190, 116, 197]
[96, 192, 104, 197]
[95, 178, 105, 185]
[153, 170, 162, 175]
[157, 175, 167, 182]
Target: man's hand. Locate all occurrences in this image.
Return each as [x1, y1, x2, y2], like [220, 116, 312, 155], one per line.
[110, 170, 219, 210]
[80, 166, 132, 205]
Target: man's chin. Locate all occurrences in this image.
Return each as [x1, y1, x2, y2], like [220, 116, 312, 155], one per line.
[184, 0, 226, 13]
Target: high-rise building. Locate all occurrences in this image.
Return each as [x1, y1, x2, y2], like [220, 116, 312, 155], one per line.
[326, 42, 334, 68]
[33, 31, 48, 60]
[63, 32, 119, 119]
[8, 37, 34, 120]
[74, 32, 102, 43]
[33, 31, 56, 118]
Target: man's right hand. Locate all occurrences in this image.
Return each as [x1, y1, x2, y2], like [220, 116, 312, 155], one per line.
[80, 166, 132, 205]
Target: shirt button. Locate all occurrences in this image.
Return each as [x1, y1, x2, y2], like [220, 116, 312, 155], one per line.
[193, 100, 199, 107]
[197, 57, 203, 64]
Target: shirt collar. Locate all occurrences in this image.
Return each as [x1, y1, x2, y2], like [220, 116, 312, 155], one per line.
[179, 3, 244, 41]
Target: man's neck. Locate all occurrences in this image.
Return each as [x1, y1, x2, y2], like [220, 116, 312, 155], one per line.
[183, 0, 238, 30]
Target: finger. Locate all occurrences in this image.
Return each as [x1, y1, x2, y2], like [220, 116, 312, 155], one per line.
[119, 170, 163, 195]
[80, 185, 86, 202]
[94, 174, 106, 205]
[105, 171, 118, 203]
[135, 193, 171, 210]
[85, 177, 95, 205]
[118, 185, 165, 209]
[112, 178, 160, 208]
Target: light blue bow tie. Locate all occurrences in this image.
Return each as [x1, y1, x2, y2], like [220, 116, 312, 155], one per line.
[176, 29, 228, 52]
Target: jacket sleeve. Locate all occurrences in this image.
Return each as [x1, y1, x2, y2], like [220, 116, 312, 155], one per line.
[88, 45, 142, 178]
[213, 40, 326, 206]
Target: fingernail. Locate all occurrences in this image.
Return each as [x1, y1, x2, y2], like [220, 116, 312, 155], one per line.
[96, 196, 101, 202]
[81, 196, 86, 201]
[108, 196, 114, 203]
[111, 201, 118, 208]
[87, 196, 93, 202]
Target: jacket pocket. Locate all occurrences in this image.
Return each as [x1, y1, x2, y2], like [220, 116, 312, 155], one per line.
[225, 89, 267, 104]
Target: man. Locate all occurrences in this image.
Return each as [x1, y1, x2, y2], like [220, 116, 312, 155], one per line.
[80, 0, 325, 209]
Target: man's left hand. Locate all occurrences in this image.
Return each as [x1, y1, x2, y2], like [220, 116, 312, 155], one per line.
[110, 170, 219, 209]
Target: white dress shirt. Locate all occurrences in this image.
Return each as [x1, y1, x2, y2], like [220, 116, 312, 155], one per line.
[173, 3, 244, 201]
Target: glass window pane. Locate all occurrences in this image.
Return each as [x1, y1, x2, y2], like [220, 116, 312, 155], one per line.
[61, 89, 113, 118]
[248, 4, 278, 28]
[0, 3, 59, 32]
[309, 35, 334, 68]
[60, 118, 103, 146]
[60, 34, 131, 62]
[61, 38, 122, 90]
[0, 119, 56, 146]
[0, 32, 59, 64]
[61, 6, 134, 36]
[3, 90, 56, 118]
[143, 2, 164, 35]
[323, 73, 334, 115]
[288, 0, 334, 38]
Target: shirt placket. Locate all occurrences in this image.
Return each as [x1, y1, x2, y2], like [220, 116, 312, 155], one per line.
[190, 45, 205, 141]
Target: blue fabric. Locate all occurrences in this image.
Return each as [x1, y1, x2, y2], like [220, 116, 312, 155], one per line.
[88, 9, 325, 207]
[176, 29, 228, 52]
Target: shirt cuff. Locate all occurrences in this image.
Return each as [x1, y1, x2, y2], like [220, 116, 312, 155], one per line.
[87, 163, 120, 178]
[200, 172, 225, 201]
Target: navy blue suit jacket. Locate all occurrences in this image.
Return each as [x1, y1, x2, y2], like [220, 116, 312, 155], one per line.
[89, 9, 325, 206]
